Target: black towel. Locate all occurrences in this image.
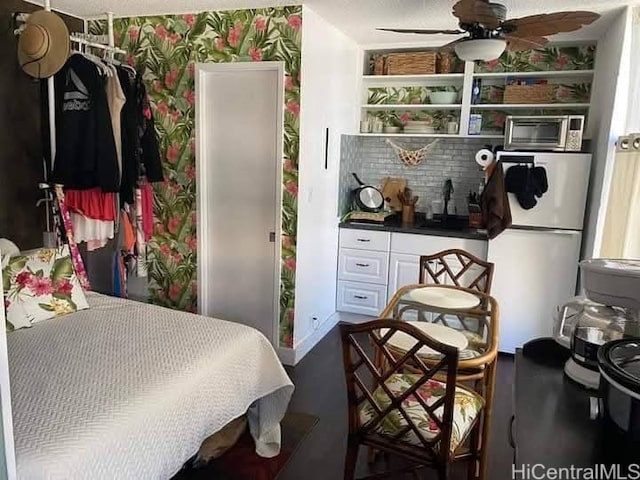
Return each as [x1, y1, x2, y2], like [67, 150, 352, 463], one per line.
[504, 165, 548, 210]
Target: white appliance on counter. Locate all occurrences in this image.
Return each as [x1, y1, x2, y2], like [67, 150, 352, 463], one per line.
[487, 151, 592, 353]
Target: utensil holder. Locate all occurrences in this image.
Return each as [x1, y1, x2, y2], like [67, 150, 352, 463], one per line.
[468, 212, 484, 228]
[402, 205, 415, 226]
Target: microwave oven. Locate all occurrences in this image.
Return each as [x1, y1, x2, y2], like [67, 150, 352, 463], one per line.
[504, 115, 585, 151]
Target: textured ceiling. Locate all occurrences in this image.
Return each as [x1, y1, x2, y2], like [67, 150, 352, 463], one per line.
[23, 0, 638, 46]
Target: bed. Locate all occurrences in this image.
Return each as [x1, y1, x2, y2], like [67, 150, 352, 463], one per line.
[7, 292, 294, 479]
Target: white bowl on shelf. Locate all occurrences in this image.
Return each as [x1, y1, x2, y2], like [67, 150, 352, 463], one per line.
[429, 91, 458, 104]
[383, 125, 402, 133]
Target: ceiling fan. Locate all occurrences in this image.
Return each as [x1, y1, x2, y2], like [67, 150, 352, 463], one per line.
[379, 0, 600, 61]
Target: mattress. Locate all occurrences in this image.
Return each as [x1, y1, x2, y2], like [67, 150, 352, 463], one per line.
[7, 293, 294, 479]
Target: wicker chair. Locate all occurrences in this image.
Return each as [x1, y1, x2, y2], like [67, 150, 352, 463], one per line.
[340, 320, 484, 480]
[419, 249, 494, 295]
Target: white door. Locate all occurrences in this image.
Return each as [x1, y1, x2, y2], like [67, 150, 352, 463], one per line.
[499, 152, 591, 230]
[196, 63, 283, 345]
[388, 253, 420, 302]
[487, 228, 582, 353]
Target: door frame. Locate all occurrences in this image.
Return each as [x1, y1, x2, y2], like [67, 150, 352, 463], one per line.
[195, 61, 284, 346]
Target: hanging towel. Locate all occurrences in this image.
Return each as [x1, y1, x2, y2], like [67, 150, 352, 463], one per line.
[481, 162, 512, 239]
[504, 165, 549, 210]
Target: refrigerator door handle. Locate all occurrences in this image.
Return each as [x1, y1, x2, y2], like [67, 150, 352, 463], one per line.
[507, 226, 582, 235]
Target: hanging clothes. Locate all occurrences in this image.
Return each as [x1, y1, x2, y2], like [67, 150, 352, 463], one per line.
[52, 54, 119, 192]
[140, 181, 154, 241]
[117, 67, 164, 205]
[105, 64, 126, 182]
[54, 185, 92, 291]
[65, 188, 117, 221]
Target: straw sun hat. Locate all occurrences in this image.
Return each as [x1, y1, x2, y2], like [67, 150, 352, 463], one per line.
[18, 10, 70, 79]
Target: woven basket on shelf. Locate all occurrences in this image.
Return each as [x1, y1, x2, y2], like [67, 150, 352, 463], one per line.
[503, 84, 553, 104]
[386, 52, 437, 75]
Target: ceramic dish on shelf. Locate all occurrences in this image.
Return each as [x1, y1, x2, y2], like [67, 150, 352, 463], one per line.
[383, 125, 402, 133]
[408, 286, 480, 310]
[429, 91, 458, 104]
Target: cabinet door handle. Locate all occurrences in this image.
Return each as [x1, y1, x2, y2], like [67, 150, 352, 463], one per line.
[508, 415, 516, 448]
[354, 295, 368, 300]
[355, 263, 370, 267]
[356, 238, 370, 242]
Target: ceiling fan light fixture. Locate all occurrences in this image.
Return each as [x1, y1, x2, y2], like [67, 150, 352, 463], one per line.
[454, 38, 506, 61]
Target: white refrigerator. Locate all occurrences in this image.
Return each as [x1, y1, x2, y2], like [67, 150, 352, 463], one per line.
[487, 151, 592, 353]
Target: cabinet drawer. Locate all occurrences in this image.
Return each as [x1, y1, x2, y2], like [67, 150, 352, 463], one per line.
[340, 229, 391, 252]
[337, 281, 387, 316]
[390, 233, 487, 259]
[338, 249, 389, 284]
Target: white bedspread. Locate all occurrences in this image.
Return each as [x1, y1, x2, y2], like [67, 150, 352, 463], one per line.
[7, 293, 294, 479]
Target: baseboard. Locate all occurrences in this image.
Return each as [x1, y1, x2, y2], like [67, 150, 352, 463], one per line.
[276, 346, 295, 366]
[286, 312, 341, 365]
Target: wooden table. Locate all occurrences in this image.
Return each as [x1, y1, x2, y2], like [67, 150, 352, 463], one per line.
[379, 284, 500, 480]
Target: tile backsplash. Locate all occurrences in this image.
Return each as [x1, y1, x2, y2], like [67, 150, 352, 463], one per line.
[339, 136, 501, 217]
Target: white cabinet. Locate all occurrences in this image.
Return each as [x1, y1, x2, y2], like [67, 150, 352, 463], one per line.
[387, 253, 420, 302]
[337, 229, 390, 316]
[339, 229, 390, 252]
[337, 281, 388, 316]
[338, 249, 389, 284]
[336, 227, 488, 316]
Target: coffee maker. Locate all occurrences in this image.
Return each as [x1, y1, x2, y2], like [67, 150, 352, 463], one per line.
[554, 260, 640, 389]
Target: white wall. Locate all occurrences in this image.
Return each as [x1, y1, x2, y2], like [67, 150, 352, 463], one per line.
[626, 7, 640, 132]
[582, 6, 632, 259]
[293, 6, 360, 360]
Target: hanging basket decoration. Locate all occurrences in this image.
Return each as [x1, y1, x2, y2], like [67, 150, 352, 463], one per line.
[386, 138, 439, 167]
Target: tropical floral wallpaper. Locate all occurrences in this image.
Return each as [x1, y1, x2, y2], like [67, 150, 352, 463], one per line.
[475, 45, 596, 73]
[91, 6, 301, 347]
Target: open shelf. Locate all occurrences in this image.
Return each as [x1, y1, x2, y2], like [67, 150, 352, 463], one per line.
[363, 73, 465, 82]
[470, 103, 590, 110]
[362, 104, 462, 110]
[472, 70, 595, 79]
[355, 133, 504, 139]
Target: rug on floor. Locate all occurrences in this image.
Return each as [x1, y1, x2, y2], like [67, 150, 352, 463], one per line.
[174, 412, 318, 480]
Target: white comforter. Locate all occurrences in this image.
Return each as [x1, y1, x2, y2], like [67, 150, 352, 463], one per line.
[7, 293, 294, 479]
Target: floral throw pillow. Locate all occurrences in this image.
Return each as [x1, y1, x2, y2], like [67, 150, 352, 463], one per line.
[2, 246, 89, 331]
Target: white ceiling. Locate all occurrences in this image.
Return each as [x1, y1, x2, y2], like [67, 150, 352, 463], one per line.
[24, 0, 639, 46]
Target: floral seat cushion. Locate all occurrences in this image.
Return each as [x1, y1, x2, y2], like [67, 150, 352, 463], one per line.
[359, 373, 483, 453]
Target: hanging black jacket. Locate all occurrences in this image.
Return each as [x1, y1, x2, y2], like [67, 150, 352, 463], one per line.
[52, 54, 119, 192]
[117, 67, 163, 205]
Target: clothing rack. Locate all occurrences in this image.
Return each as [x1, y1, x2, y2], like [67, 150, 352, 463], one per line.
[69, 33, 126, 57]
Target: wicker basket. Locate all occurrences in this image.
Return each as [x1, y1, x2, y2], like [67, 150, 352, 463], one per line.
[386, 52, 437, 75]
[504, 84, 553, 104]
[373, 55, 386, 75]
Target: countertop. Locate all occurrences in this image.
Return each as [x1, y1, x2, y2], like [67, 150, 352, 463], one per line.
[515, 341, 635, 470]
[339, 212, 488, 241]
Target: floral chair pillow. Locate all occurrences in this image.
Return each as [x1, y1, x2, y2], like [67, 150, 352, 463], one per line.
[2, 246, 89, 331]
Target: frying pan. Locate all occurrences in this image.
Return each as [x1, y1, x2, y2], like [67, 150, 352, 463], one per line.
[352, 173, 384, 212]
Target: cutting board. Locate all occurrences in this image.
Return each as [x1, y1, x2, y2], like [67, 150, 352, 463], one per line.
[381, 177, 407, 211]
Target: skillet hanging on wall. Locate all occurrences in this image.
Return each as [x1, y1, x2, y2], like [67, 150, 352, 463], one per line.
[351, 173, 384, 212]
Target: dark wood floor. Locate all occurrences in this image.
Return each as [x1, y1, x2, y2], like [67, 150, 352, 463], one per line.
[280, 325, 515, 480]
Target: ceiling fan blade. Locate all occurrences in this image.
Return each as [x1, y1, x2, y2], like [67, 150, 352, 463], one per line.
[377, 28, 465, 35]
[452, 0, 500, 30]
[505, 35, 549, 52]
[503, 11, 600, 38]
